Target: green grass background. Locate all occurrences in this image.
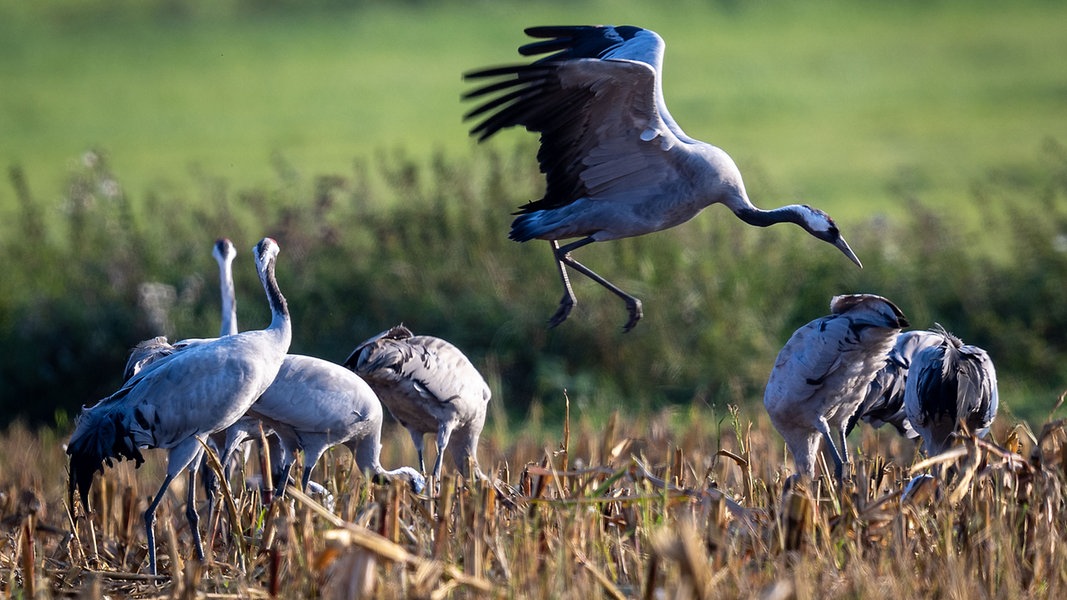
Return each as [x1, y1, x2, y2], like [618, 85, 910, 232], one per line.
[0, 0, 1065, 429]
[3, 0, 1064, 223]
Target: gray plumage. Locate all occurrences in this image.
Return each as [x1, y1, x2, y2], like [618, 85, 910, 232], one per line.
[344, 326, 491, 481]
[764, 294, 908, 482]
[904, 324, 999, 456]
[847, 330, 944, 438]
[67, 238, 291, 575]
[464, 25, 861, 331]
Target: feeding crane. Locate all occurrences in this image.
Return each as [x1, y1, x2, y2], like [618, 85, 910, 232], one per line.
[344, 325, 491, 482]
[904, 324, 998, 456]
[246, 355, 426, 495]
[67, 238, 291, 575]
[764, 294, 907, 483]
[463, 25, 862, 331]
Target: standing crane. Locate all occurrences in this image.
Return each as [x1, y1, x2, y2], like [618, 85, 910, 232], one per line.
[846, 329, 943, 439]
[463, 25, 862, 331]
[764, 294, 908, 483]
[116, 239, 260, 523]
[67, 238, 291, 575]
[199, 243, 426, 500]
[344, 326, 491, 482]
[904, 324, 998, 456]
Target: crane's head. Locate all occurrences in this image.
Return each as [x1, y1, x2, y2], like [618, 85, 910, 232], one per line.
[213, 238, 236, 265]
[373, 467, 427, 495]
[794, 205, 863, 268]
[253, 237, 280, 275]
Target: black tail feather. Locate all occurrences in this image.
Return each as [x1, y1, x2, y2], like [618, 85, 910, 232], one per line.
[66, 408, 145, 515]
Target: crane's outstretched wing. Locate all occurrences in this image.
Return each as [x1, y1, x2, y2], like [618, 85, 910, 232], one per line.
[518, 25, 689, 141]
[465, 24, 693, 214]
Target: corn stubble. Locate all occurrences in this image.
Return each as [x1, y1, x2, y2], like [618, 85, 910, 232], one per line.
[2, 398, 1067, 598]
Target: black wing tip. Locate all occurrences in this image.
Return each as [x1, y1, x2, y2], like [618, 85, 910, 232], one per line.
[522, 25, 619, 38]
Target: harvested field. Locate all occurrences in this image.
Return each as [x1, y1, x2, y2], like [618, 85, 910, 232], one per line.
[2, 398, 1066, 598]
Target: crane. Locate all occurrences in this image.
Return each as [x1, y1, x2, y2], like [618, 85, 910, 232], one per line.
[904, 324, 998, 456]
[764, 294, 907, 483]
[247, 355, 426, 495]
[463, 25, 862, 331]
[116, 239, 260, 522]
[67, 238, 291, 575]
[344, 325, 491, 482]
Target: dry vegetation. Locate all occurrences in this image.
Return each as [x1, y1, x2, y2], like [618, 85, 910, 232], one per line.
[2, 396, 1067, 599]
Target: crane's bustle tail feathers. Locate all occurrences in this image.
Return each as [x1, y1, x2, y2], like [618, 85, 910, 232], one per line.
[67, 408, 145, 514]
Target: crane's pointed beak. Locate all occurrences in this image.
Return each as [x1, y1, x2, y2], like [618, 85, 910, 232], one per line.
[835, 237, 863, 268]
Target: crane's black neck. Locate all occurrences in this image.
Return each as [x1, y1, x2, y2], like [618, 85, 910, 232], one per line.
[260, 259, 289, 329]
[732, 205, 803, 228]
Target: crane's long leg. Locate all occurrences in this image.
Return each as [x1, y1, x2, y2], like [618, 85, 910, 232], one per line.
[815, 418, 846, 483]
[202, 459, 220, 543]
[548, 240, 579, 328]
[185, 468, 205, 563]
[144, 472, 177, 576]
[433, 423, 455, 481]
[408, 429, 427, 475]
[552, 238, 644, 332]
[300, 444, 329, 493]
[836, 428, 851, 481]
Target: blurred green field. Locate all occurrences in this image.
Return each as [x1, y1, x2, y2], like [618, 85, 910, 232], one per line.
[2, 0, 1065, 225]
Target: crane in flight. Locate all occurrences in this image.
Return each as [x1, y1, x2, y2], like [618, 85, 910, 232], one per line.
[464, 25, 862, 331]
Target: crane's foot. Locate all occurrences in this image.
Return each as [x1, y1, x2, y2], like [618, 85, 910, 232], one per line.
[548, 295, 575, 328]
[621, 297, 643, 333]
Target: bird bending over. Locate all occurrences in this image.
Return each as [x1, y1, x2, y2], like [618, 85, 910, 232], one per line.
[904, 324, 998, 456]
[247, 355, 426, 495]
[764, 294, 907, 483]
[344, 325, 491, 482]
[67, 237, 291, 575]
[846, 329, 944, 439]
[464, 25, 861, 331]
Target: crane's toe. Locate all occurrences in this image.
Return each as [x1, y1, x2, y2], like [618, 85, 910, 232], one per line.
[548, 295, 576, 328]
[621, 298, 643, 333]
